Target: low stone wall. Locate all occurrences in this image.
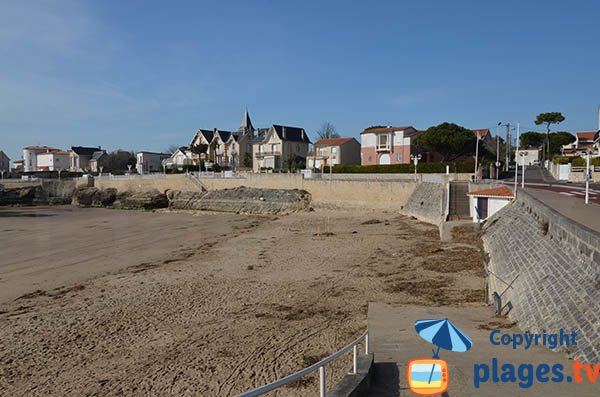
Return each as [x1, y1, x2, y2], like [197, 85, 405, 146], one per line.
[400, 182, 446, 225]
[198, 174, 416, 211]
[91, 174, 201, 193]
[483, 190, 600, 361]
[0, 180, 75, 206]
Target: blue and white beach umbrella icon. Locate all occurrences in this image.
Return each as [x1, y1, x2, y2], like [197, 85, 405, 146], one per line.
[414, 318, 473, 384]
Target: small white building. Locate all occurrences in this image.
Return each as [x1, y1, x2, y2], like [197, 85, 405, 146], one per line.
[164, 147, 194, 170]
[467, 186, 514, 222]
[136, 151, 170, 174]
[36, 150, 71, 171]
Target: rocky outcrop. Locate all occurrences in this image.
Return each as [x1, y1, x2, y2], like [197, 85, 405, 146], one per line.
[178, 186, 311, 214]
[113, 190, 168, 210]
[0, 186, 40, 206]
[72, 187, 117, 207]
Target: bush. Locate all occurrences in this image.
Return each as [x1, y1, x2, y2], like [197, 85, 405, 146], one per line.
[323, 161, 474, 174]
[552, 156, 571, 165]
[592, 157, 600, 166]
[571, 157, 585, 166]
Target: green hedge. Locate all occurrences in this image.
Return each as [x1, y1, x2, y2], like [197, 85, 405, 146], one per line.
[552, 156, 571, 165]
[323, 161, 474, 174]
[553, 156, 600, 166]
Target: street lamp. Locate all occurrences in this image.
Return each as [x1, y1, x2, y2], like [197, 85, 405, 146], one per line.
[231, 146, 237, 173]
[410, 154, 422, 182]
[0, 170, 4, 181]
[582, 149, 593, 205]
[519, 151, 528, 188]
[474, 132, 481, 182]
[99, 166, 103, 177]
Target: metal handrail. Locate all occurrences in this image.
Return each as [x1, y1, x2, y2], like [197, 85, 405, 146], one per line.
[238, 330, 369, 397]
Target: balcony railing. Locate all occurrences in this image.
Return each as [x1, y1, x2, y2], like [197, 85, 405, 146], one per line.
[376, 144, 391, 152]
[255, 151, 281, 158]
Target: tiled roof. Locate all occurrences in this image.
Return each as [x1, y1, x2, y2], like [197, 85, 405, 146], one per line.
[361, 126, 414, 134]
[467, 186, 514, 198]
[576, 131, 596, 141]
[24, 146, 62, 151]
[38, 150, 70, 156]
[272, 125, 311, 143]
[71, 146, 101, 156]
[314, 137, 356, 146]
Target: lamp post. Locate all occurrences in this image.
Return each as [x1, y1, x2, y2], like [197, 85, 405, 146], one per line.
[127, 164, 132, 178]
[474, 132, 481, 182]
[583, 149, 593, 205]
[410, 154, 422, 182]
[231, 146, 237, 173]
[0, 170, 4, 181]
[513, 123, 520, 195]
[519, 151, 528, 188]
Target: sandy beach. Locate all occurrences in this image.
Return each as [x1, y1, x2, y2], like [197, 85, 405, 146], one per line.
[0, 207, 484, 396]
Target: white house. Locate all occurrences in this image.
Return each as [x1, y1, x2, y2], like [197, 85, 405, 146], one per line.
[136, 152, 170, 174]
[467, 186, 514, 222]
[164, 147, 194, 169]
[36, 150, 71, 171]
[23, 146, 62, 172]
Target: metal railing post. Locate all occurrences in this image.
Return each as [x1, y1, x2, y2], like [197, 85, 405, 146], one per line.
[365, 332, 369, 355]
[352, 345, 358, 374]
[319, 366, 326, 397]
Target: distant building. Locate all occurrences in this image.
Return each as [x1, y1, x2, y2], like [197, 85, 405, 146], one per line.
[307, 137, 361, 169]
[136, 151, 170, 174]
[562, 131, 596, 156]
[467, 186, 514, 222]
[36, 150, 71, 171]
[515, 148, 540, 166]
[88, 150, 107, 173]
[252, 124, 311, 172]
[23, 146, 62, 172]
[360, 126, 422, 166]
[164, 147, 194, 169]
[12, 159, 24, 172]
[71, 146, 104, 171]
[190, 111, 256, 169]
[0, 150, 10, 175]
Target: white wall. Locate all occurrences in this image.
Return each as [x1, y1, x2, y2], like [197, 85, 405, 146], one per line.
[36, 153, 70, 171]
[470, 196, 512, 222]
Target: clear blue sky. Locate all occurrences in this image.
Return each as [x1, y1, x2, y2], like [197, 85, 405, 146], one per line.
[2, 0, 600, 161]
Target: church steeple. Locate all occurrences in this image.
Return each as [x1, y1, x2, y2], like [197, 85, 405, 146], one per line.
[240, 109, 254, 135]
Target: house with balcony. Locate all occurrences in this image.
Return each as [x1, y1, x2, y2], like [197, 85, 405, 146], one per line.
[252, 125, 311, 171]
[360, 126, 422, 165]
[36, 150, 71, 171]
[307, 137, 361, 169]
[562, 131, 597, 156]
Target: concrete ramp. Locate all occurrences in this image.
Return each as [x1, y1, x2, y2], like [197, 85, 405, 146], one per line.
[367, 303, 598, 396]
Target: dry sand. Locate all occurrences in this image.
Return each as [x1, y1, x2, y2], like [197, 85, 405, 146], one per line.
[0, 206, 484, 396]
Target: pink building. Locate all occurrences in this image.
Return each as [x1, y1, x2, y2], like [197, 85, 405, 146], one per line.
[360, 126, 422, 165]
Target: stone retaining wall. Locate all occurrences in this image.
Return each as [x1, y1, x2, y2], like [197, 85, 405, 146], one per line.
[483, 190, 600, 361]
[400, 182, 446, 225]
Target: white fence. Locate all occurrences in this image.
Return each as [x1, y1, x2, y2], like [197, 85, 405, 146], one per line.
[92, 173, 166, 181]
[238, 330, 369, 397]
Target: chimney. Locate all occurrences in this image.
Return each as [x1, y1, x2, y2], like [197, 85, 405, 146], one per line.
[301, 129, 305, 140]
[282, 127, 286, 139]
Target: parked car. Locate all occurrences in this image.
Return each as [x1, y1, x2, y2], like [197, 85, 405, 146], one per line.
[508, 161, 516, 171]
[532, 159, 540, 166]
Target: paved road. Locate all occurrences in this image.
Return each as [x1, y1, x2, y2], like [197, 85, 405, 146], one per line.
[502, 166, 600, 206]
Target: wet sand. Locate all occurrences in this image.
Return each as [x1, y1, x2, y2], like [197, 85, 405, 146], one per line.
[0, 207, 484, 396]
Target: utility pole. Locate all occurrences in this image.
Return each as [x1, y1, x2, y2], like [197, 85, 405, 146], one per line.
[505, 123, 511, 172]
[514, 123, 520, 195]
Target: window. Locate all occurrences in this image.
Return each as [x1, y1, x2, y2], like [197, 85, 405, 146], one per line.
[377, 134, 391, 150]
[332, 147, 337, 153]
[396, 152, 402, 162]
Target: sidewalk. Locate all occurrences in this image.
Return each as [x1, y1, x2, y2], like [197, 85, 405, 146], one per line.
[524, 188, 600, 232]
[367, 303, 598, 396]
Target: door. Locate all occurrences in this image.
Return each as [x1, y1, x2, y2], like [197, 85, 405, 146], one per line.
[379, 154, 391, 165]
[477, 197, 488, 219]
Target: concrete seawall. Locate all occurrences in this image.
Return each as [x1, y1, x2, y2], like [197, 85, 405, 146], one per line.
[401, 182, 447, 225]
[483, 190, 600, 361]
[91, 174, 417, 211]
